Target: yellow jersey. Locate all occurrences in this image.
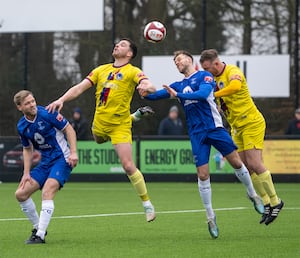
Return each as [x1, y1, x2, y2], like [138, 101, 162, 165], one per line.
[86, 63, 147, 124]
[214, 64, 262, 128]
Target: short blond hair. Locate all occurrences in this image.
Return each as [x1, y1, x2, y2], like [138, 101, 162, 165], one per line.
[13, 90, 33, 106]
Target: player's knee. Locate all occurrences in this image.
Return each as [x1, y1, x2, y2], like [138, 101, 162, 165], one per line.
[226, 151, 243, 169]
[198, 174, 209, 181]
[15, 189, 28, 202]
[41, 189, 55, 200]
[15, 189, 21, 201]
[231, 160, 243, 169]
[246, 163, 264, 173]
[122, 162, 135, 174]
[197, 167, 209, 180]
[42, 181, 59, 200]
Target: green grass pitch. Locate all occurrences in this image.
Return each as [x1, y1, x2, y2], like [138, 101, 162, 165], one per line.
[0, 182, 299, 258]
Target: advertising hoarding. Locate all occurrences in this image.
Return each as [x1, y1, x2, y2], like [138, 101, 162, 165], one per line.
[0, 0, 104, 33]
[142, 55, 290, 98]
[1, 138, 299, 175]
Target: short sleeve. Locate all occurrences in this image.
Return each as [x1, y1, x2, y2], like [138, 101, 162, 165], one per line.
[48, 112, 69, 131]
[19, 134, 31, 148]
[86, 67, 100, 85]
[133, 67, 148, 84]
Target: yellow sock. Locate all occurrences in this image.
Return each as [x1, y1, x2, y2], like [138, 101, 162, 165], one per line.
[128, 169, 149, 201]
[251, 173, 270, 205]
[257, 170, 280, 206]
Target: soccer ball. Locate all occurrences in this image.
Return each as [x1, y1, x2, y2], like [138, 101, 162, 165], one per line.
[143, 21, 166, 43]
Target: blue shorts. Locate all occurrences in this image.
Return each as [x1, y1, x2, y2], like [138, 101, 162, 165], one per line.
[190, 127, 237, 167]
[30, 156, 72, 188]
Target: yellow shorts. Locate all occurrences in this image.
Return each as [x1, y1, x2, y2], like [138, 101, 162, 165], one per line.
[92, 117, 132, 145]
[231, 112, 266, 152]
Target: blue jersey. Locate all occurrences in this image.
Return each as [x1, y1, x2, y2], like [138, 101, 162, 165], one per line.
[147, 70, 236, 166]
[147, 70, 223, 134]
[17, 106, 70, 163]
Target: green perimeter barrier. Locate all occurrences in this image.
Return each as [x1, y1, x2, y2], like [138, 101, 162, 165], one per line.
[1, 136, 300, 175]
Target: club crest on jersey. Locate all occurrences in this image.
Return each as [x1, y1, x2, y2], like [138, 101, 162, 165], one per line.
[204, 76, 213, 83]
[191, 77, 197, 85]
[116, 73, 123, 80]
[218, 81, 224, 89]
[38, 121, 45, 130]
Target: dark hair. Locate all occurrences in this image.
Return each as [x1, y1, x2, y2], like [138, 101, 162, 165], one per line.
[173, 50, 194, 62]
[121, 38, 137, 59]
[200, 49, 219, 64]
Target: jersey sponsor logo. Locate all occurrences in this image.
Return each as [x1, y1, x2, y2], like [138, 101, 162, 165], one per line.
[56, 114, 64, 122]
[183, 85, 193, 93]
[34, 132, 45, 145]
[182, 86, 198, 106]
[204, 76, 213, 83]
[183, 99, 198, 106]
[103, 81, 118, 89]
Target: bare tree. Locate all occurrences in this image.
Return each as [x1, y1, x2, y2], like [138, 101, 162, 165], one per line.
[0, 0, 297, 136]
[220, 0, 293, 55]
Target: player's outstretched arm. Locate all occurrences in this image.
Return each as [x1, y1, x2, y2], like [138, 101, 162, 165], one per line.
[137, 79, 156, 97]
[164, 83, 213, 100]
[64, 124, 78, 168]
[46, 79, 92, 113]
[163, 85, 177, 97]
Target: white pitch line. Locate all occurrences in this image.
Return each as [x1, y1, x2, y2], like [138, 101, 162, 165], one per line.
[0, 207, 299, 222]
[0, 207, 244, 221]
